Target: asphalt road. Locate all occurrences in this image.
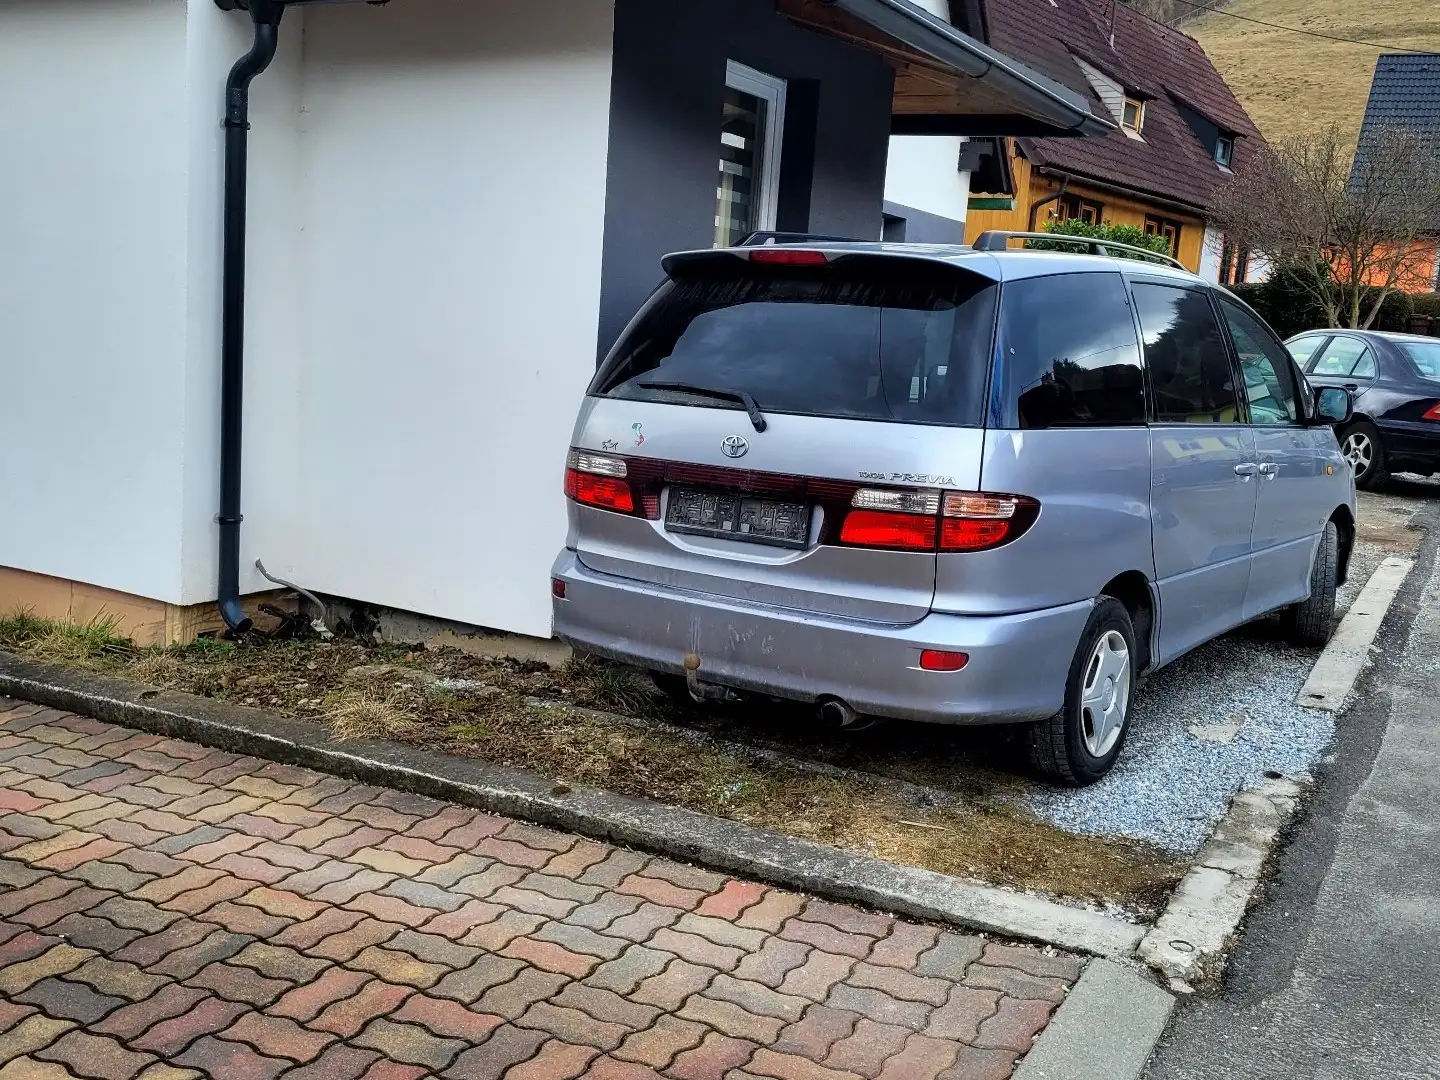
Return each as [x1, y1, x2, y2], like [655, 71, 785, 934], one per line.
[1144, 496, 1440, 1080]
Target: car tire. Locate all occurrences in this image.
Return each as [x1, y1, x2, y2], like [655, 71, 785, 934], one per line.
[1027, 597, 1136, 787]
[1281, 521, 1338, 646]
[1340, 420, 1389, 489]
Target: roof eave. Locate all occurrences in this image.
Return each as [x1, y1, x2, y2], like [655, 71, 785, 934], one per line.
[825, 0, 1116, 137]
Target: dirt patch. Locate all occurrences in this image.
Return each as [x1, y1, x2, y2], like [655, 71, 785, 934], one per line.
[0, 618, 1179, 915]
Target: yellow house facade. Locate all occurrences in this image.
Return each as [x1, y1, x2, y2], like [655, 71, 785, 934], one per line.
[965, 145, 1207, 271]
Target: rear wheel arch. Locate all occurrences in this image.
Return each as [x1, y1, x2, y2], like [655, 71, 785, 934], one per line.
[1099, 571, 1155, 674]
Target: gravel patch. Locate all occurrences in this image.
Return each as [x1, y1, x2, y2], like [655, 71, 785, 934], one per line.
[1021, 629, 1330, 855]
[1024, 483, 1437, 855]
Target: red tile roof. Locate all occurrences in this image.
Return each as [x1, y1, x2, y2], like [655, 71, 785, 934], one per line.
[980, 0, 1263, 213]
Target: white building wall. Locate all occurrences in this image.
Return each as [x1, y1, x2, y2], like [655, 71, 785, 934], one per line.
[881, 0, 969, 230]
[0, 0, 193, 603]
[884, 136, 972, 226]
[1199, 224, 1224, 283]
[269, 0, 617, 638]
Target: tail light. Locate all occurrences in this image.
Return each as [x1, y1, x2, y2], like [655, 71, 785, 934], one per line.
[1423, 403, 1440, 421]
[836, 488, 1038, 552]
[564, 450, 636, 514]
[920, 650, 969, 671]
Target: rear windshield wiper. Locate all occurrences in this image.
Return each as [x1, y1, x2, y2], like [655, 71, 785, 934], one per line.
[636, 381, 768, 432]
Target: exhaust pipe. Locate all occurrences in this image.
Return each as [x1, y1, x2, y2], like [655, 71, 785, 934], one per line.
[819, 698, 886, 732]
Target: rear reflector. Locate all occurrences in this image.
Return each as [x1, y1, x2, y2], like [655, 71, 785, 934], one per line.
[748, 249, 829, 266]
[838, 509, 937, 551]
[1424, 403, 1440, 421]
[919, 649, 969, 672]
[551, 578, 566, 599]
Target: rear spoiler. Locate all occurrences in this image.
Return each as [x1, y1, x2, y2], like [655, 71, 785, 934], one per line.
[661, 247, 1001, 280]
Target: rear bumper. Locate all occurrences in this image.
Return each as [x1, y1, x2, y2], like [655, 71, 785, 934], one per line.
[1378, 419, 1440, 470]
[550, 550, 1092, 725]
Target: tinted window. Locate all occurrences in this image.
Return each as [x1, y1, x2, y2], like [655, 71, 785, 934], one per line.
[1219, 299, 1300, 425]
[594, 262, 998, 427]
[995, 272, 1144, 428]
[1132, 284, 1238, 424]
[1286, 335, 1327, 368]
[1400, 340, 1440, 380]
[1312, 337, 1372, 377]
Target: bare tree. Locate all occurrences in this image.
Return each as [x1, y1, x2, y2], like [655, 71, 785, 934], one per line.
[1208, 124, 1440, 329]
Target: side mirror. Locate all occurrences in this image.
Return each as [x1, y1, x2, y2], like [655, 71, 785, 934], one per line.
[1314, 386, 1353, 425]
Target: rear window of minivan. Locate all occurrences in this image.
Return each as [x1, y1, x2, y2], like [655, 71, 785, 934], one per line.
[593, 260, 998, 427]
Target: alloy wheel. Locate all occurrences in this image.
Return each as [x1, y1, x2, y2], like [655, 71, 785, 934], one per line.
[1342, 431, 1373, 477]
[1080, 630, 1130, 758]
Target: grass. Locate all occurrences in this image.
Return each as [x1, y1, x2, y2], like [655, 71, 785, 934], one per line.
[0, 612, 1183, 914]
[1183, 0, 1440, 149]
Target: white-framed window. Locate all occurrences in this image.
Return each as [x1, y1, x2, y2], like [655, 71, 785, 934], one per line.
[1215, 134, 1234, 168]
[1121, 96, 1144, 133]
[715, 60, 787, 247]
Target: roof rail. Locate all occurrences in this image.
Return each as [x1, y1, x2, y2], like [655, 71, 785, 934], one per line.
[739, 231, 860, 247]
[971, 230, 1189, 271]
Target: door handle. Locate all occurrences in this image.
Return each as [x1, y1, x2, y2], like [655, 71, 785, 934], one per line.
[1258, 462, 1279, 477]
[1343, 383, 1358, 391]
[1234, 463, 1258, 476]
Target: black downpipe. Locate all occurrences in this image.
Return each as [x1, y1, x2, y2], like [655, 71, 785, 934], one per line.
[217, 0, 285, 634]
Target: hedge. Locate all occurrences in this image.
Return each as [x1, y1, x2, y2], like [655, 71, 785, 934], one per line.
[1227, 267, 1416, 338]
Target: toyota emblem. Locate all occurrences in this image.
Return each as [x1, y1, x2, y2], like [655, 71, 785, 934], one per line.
[721, 435, 750, 459]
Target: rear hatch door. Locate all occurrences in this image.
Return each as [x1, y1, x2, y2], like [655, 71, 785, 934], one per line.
[567, 250, 999, 625]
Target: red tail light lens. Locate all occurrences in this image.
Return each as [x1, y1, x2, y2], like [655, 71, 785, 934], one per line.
[919, 649, 969, 671]
[748, 249, 829, 266]
[1423, 403, 1440, 421]
[839, 509, 938, 550]
[564, 450, 635, 514]
[939, 492, 1038, 552]
[566, 470, 634, 513]
[835, 488, 1038, 553]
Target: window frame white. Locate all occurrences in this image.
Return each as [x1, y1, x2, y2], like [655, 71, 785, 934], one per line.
[1215, 134, 1234, 168]
[724, 60, 788, 236]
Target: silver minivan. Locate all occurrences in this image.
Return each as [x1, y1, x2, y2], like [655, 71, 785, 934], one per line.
[551, 235, 1357, 784]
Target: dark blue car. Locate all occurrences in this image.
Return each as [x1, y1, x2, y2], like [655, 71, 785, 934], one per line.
[1287, 329, 1440, 488]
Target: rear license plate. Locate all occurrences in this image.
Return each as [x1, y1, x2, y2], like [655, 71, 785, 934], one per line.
[665, 487, 809, 549]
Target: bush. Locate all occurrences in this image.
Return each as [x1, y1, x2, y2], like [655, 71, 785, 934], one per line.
[1411, 293, 1440, 320]
[1029, 219, 1175, 261]
[1225, 266, 1415, 337]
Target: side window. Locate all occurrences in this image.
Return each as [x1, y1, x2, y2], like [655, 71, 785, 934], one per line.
[1131, 283, 1238, 424]
[995, 272, 1144, 428]
[1311, 337, 1371, 377]
[1286, 335, 1327, 369]
[1351, 350, 1377, 380]
[1218, 299, 1300, 425]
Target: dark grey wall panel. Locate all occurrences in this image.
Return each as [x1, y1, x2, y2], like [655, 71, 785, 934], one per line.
[596, 0, 894, 357]
[882, 199, 969, 245]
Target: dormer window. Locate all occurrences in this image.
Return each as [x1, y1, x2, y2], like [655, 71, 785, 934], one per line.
[1121, 97, 1144, 132]
[1215, 134, 1234, 168]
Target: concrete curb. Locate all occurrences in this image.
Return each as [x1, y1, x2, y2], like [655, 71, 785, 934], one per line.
[1298, 554, 1413, 711]
[1013, 959, 1175, 1080]
[0, 651, 1143, 958]
[1137, 774, 1306, 988]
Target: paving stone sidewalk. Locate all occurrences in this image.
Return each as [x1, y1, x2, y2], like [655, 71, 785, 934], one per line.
[0, 698, 1079, 1080]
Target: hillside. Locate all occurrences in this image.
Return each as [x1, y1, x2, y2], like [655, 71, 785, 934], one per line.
[1176, 0, 1440, 148]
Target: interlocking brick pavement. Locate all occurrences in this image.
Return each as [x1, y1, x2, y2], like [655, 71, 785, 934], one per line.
[0, 698, 1080, 1078]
